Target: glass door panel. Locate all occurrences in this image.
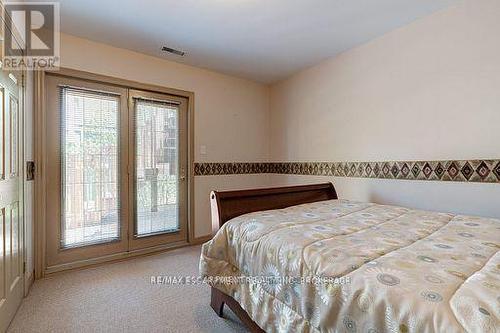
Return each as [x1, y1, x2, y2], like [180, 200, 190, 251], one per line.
[135, 99, 180, 236]
[129, 90, 188, 250]
[61, 87, 121, 247]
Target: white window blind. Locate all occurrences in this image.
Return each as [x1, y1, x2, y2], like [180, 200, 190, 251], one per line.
[60, 86, 121, 248]
[134, 98, 179, 236]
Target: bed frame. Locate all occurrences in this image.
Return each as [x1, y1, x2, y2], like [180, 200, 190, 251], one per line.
[208, 183, 338, 332]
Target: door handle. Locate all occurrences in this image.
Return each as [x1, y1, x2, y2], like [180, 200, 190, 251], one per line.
[180, 168, 186, 181]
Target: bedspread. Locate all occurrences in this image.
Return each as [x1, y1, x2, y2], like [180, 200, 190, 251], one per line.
[199, 199, 499, 332]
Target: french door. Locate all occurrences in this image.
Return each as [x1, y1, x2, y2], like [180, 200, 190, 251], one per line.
[45, 74, 188, 269]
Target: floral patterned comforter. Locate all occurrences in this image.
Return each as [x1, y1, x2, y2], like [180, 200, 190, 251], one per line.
[199, 199, 500, 333]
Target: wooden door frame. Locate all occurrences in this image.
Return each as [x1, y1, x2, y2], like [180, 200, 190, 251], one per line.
[34, 67, 197, 277]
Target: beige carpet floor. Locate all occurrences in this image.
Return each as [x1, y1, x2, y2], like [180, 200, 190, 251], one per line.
[8, 246, 247, 333]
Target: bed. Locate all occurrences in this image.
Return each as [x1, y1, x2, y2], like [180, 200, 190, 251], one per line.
[199, 183, 499, 333]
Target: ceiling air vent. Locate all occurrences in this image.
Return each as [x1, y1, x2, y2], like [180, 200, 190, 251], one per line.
[161, 46, 185, 56]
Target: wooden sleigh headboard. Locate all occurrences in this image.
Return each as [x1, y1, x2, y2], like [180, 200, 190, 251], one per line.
[210, 183, 338, 228]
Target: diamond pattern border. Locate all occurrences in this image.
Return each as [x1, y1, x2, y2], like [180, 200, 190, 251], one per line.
[194, 159, 500, 183]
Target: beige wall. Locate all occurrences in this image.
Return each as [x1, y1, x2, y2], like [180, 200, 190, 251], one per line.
[59, 33, 271, 238]
[269, 0, 500, 218]
[28, 0, 500, 267]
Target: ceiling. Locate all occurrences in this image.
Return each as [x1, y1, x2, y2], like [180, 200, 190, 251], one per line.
[41, 0, 457, 83]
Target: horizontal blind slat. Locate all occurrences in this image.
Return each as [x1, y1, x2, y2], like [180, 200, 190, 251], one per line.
[60, 85, 122, 248]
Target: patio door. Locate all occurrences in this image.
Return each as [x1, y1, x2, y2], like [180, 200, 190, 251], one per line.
[45, 74, 188, 270]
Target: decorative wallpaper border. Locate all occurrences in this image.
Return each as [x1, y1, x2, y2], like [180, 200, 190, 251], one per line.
[194, 162, 269, 176]
[194, 160, 500, 183]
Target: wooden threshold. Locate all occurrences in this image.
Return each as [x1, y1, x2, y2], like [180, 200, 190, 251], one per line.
[44, 240, 188, 276]
[43, 233, 213, 277]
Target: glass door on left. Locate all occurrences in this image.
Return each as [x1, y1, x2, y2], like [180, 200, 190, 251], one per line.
[45, 74, 130, 269]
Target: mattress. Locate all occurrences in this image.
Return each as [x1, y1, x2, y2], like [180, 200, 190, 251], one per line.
[199, 199, 499, 332]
